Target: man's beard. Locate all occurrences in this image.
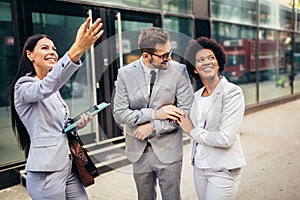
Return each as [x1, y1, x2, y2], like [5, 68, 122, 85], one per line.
[150, 59, 168, 70]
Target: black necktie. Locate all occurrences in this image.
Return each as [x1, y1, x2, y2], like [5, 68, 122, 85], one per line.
[150, 70, 156, 96]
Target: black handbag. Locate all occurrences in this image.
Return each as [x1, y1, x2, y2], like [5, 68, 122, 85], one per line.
[67, 130, 100, 187]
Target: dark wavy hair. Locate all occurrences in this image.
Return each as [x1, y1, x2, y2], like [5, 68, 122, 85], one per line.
[6, 34, 53, 153]
[184, 36, 227, 81]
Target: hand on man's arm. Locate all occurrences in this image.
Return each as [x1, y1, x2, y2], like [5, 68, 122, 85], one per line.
[134, 123, 153, 141]
[154, 105, 184, 121]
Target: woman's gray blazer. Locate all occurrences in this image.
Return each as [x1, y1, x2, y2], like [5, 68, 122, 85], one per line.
[14, 53, 81, 172]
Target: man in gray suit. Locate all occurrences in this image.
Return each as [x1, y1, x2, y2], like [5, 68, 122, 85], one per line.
[113, 27, 194, 200]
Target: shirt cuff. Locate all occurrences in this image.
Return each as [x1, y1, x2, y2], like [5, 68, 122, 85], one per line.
[151, 110, 156, 120]
[66, 52, 82, 66]
[189, 128, 198, 139]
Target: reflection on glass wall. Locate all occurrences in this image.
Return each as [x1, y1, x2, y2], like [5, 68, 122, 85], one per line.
[73, 0, 193, 14]
[212, 22, 256, 41]
[211, 0, 257, 25]
[0, 2, 17, 106]
[295, 3, 300, 94]
[212, 22, 257, 105]
[0, 1, 26, 166]
[89, 0, 160, 10]
[125, 0, 159, 9]
[115, 20, 153, 66]
[260, 0, 293, 30]
[164, 16, 192, 37]
[258, 29, 290, 102]
[293, 33, 300, 93]
[297, 4, 300, 30]
[163, 16, 192, 63]
[163, 0, 192, 14]
[212, 0, 299, 105]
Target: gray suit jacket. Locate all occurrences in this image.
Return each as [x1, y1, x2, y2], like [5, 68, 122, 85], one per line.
[189, 77, 247, 170]
[113, 59, 194, 164]
[14, 53, 81, 172]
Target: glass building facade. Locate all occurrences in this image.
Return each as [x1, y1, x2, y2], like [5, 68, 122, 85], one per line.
[0, 0, 300, 188]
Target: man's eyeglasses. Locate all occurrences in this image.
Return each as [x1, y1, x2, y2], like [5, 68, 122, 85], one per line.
[148, 49, 173, 60]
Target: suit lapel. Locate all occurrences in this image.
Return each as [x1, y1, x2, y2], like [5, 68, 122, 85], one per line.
[192, 78, 225, 123]
[206, 77, 225, 117]
[133, 60, 149, 103]
[211, 80, 223, 106]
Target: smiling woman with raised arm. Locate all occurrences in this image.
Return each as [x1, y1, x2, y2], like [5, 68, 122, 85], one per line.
[178, 37, 247, 200]
[6, 17, 103, 200]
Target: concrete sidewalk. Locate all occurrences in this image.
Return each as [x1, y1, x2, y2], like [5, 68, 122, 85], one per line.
[1, 99, 300, 200]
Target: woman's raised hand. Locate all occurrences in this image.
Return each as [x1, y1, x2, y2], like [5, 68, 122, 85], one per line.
[68, 17, 104, 63]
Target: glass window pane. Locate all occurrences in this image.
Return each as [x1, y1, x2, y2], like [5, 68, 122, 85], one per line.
[114, 20, 153, 66]
[164, 16, 192, 37]
[293, 33, 300, 93]
[0, 1, 26, 166]
[258, 29, 290, 101]
[163, 16, 193, 63]
[86, 0, 159, 10]
[163, 0, 192, 14]
[211, 0, 257, 25]
[212, 22, 257, 105]
[260, 0, 293, 30]
[297, 4, 300, 30]
[83, 0, 194, 14]
[124, 0, 159, 9]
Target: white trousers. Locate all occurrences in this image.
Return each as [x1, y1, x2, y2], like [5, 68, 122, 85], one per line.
[193, 166, 242, 200]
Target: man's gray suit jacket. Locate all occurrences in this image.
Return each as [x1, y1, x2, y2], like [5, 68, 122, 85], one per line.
[113, 59, 194, 164]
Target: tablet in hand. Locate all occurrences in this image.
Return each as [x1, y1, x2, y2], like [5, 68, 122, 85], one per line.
[63, 102, 110, 133]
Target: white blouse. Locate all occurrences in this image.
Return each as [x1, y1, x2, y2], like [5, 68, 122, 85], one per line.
[194, 94, 213, 168]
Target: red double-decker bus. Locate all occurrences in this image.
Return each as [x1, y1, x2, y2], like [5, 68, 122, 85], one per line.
[221, 39, 285, 83]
